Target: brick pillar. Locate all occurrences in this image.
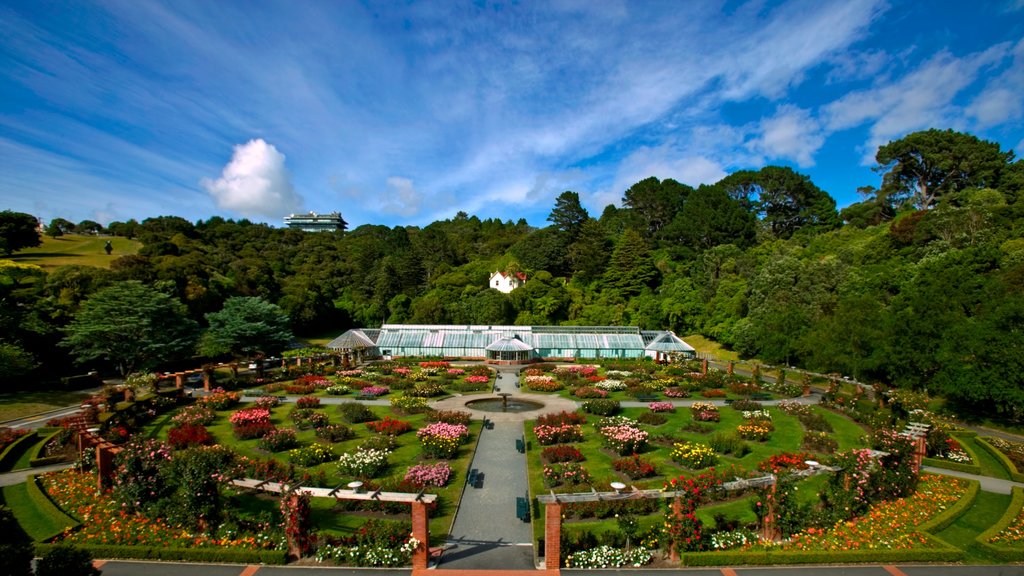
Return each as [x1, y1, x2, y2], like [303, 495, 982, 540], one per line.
[174, 373, 184, 389]
[701, 358, 708, 375]
[669, 497, 683, 562]
[411, 501, 429, 570]
[727, 361, 734, 375]
[544, 502, 562, 569]
[913, 436, 926, 472]
[96, 443, 120, 490]
[203, 371, 211, 392]
[761, 483, 778, 541]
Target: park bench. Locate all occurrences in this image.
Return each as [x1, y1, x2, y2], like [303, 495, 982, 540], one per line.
[750, 392, 772, 401]
[357, 391, 377, 401]
[483, 417, 494, 430]
[634, 393, 658, 403]
[515, 438, 525, 453]
[515, 496, 530, 522]
[467, 468, 480, 488]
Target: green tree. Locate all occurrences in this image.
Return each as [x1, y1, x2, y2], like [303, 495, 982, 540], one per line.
[622, 177, 691, 237]
[567, 219, 611, 284]
[0, 210, 41, 255]
[199, 296, 293, 358]
[875, 128, 1014, 210]
[61, 281, 198, 376]
[0, 507, 33, 576]
[602, 228, 658, 299]
[548, 191, 589, 241]
[662, 184, 756, 251]
[717, 167, 839, 239]
[35, 543, 101, 576]
[76, 219, 104, 235]
[0, 342, 37, 385]
[45, 221, 64, 238]
[509, 227, 567, 275]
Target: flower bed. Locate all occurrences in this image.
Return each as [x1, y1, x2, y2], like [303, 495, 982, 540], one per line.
[172, 405, 216, 427]
[325, 384, 351, 395]
[338, 448, 390, 478]
[404, 462, 452, 487]
[612, 454, 657, 479]
[566, 546, 652, 568]
[42, 469, 281, 549]
[258, 428, 298, 452]
[781, 474, 967, 551]
[543, 462, 591, 487]
[525, 376, 562, 392]
[542, 445, 586, 463]
[649, 401, 675, 413]
[289, 444, 335, 467]
[417, 422, 469, 458]
[230, 407, 274, 439]
[573, 386, 609, 399]
[316, 424, 355, 442]
[252, 396, 281, 410]
[167, 424, 213, 449]
[670, 441, 717, 469]
[360, 385, 390, 397]
[199, 388, 241, 410]
[533, 423, 584, 445]
[691, 402, 720, 422]
[366, 417, 412, 436]
[599, 424, 649, 455]
[295, 396, 321, 409]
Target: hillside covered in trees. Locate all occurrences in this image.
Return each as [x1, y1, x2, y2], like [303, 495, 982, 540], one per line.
[3, 128, 1023, 420]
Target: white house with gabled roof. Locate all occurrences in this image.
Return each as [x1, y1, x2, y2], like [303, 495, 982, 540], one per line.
[489, 270, 526, 293]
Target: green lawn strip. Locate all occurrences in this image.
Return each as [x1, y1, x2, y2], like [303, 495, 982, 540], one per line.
[813, 406, 866, 452]
[934, 491, 1010, 563]
[10, 234, 141, 270]
[0, 390, 93, 422]
[968, 437, 1012, 480]
[12, 435, 46, 470]
[1, 481, 78, 542]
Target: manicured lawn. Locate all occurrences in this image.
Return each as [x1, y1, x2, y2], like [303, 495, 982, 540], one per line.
[0, 390, 94, 422]
[969, 437, 1012, 480]
[815, 406, 867, 451]
[10, 234, 140, 270]
[935, 491, 1011, 563]
[1, 482, 74, 542]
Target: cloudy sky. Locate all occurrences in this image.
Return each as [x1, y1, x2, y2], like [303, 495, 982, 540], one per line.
[2, 1, 1023, 229]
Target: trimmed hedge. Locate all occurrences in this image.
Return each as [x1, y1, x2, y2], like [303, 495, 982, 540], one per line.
[33, 543, 288, 564]
[921, 457, 981, 475]
[975, 486, 1024, 561]
[0, 430, 39, 472]
[976, 437, 1024, 482]
[917, 479, 980, 534]
[30, 428, 72, 468]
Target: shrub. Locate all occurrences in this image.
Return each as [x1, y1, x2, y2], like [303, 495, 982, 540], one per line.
[612, 454, 657, 479]
[525, 377, 563, 392]
[572, 386, 609, 399]
[701, 389, 727, 398]
[198, 388, 241, 410]
[230, 407, 273, 439]
[729, 399, 762, 411]
[325, 384, 351, 395]
[428, 410, 472, 425]
[172, 404, 216, 427]
[637, 412, 668, 426]
[417, 422, 469, 458]
[536, 411, 586, 426]
[600, 425, 649, 455]
[338, 448, 390, 478]
[670, 442, 717, 469]
[360, 434, 397, 452]
[690, 402, 720, 422]
[316, 424, 355, 442]
[649, 401, 675, 413]
[295, 396, 321, 409]
[708, 432, 750, 456]
[338, 402, 377, 423]
[758, 452, 815, 473]
[736, 423, 772, 441]
[582, 399, 620, 416]
[167, 424, 213, 449]
[289, 444, 335, 467]
[664, 387, 691, 398]
[533, 424, 584, 445]
[291, 409, 329, 429]
[543, 462, 591, 487]
[596, 379, 626, 391]
[366, 417, 412, 436]
[258, 428, 298, 452]
[404, 462, 452, 487]
[251, 396, 281, 409]
[35, 543, 100, 576]
[360, 385, 390, 397]
[541, 445, 586, 463]
[390, 395, 430, 414]
[803, 431, 838, 453]
[284, 383, 316, 395]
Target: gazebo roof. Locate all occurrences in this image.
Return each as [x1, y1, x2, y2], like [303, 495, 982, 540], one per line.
[643, 331, 696, 353]
[485, 335, 534, 352]
[326, 329, 377, 350]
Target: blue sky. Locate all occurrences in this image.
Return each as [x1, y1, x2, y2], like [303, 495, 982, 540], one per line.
[2, 1, 1023, 230]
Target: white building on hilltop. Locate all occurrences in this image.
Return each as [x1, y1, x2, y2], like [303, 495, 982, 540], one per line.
[283, 211, 347, 232]
[489, 270, 526, 293]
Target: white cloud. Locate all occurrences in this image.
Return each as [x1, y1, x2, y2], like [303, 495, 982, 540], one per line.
[377, 177, 423, 218]
[747, 105, 824, 167]
[201, 139, 304, 218]
[609, 146, 728, 202]
[822, 44, 1012, 162]
[826, 49, 889, 84]
[967, 40, 1024, 127]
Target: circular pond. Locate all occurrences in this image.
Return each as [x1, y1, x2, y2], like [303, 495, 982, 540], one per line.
[465, 396, 545, 413]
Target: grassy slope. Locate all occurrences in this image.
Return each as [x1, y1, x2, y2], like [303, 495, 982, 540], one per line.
[935, 491, 1011, 563]
[0, 390, 94, 423]
[1, 483, 71, 542]
[10, 234, 140, 270]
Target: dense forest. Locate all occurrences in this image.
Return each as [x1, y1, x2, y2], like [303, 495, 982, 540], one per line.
[2, 128, 1023, 420]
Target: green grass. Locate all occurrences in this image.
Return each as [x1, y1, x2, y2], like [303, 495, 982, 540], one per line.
[0, 390, 94, 422]
[968, 437, 1012, 480]
[1, 483, 73, 542]
[935, 491, 1011, 563]
[814, 406, 867, 451]
[10, 234, 141, 271]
